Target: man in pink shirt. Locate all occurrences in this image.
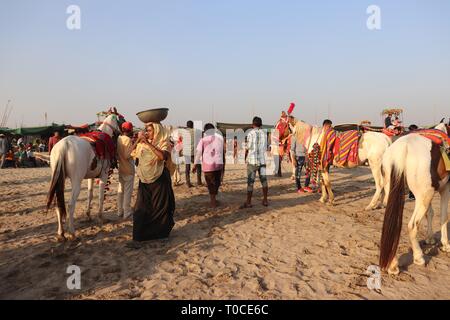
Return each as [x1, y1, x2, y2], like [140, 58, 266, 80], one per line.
[194, 123, 224, 208]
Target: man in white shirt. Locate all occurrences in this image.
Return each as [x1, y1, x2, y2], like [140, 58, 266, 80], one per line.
[241, 116, 269, 208]
[117, 122, 136, 219]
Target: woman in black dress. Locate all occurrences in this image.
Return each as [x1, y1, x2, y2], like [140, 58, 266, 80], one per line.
[131, 123, 175, 243]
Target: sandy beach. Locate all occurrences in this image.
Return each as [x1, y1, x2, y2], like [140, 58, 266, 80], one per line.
[0, 163, 449, 300]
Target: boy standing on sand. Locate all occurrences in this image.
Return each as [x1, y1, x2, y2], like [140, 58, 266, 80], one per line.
[241, 116, 269, 208]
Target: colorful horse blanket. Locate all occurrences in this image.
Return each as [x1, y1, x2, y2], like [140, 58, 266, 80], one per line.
[415, 129, 450, 147]
[80, 131, 116, 160]
[333, 130, 359, 168]
[416, 129, 450, 171]
[320, 128, 337, 169]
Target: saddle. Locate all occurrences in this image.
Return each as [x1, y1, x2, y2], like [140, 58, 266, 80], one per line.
[80, 131, 116, 169]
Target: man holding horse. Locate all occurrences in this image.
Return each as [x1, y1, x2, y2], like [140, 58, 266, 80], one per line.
[273, 111, 290, 177]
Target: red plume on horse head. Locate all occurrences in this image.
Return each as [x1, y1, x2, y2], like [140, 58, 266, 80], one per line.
[288, 102, 296, 115]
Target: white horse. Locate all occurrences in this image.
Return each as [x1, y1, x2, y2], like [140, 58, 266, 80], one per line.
[46, 114, 121, 241]
[379, 123, 449, 275]
[294, 121, 392, 209]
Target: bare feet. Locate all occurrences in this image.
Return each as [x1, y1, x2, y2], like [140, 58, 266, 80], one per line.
[239, 203, 253, 209]
[210, 203, 217, 209]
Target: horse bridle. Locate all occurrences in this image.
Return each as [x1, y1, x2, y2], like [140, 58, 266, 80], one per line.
[101, 120, 120, 134]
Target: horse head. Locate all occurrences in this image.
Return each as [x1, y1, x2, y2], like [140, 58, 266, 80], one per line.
[435, 122, 448, 134]
[99, 114, 122, 137]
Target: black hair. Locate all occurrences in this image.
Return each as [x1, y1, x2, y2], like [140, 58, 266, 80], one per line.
[408, 124, 418, 131]
[204, 123, 215, 131]
[323, 119, 333, 126]
[252, 116, 262, 128]
[186, 121, 194, 128]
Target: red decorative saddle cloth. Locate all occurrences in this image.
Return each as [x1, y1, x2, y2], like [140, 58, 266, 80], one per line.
[333, 130, 359, 167]
[382, 128, 396, 137]
[80, 131, 116, 160]
[415, 129, 450, 146]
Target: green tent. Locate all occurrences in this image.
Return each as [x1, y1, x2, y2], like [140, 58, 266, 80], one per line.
[6, 123, 66, 136]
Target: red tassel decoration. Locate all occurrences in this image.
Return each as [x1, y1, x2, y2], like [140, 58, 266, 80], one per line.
[288, 102, 296, 115]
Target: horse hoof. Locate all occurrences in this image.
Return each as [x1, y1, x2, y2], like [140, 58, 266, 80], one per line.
[440, 244, 450, 253]
[327, 201, 335, 207]
[67, 234, 77, 242]
[365, 205, 374, 211]
[414, 256, 426, 266]
[319, 198, 326, 204]
[388, 266, 400, 276]
[56, 234, 66, 242]
[426, 238, 436, 245]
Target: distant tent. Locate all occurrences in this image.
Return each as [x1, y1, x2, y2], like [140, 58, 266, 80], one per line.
[6, 123, 66, 136]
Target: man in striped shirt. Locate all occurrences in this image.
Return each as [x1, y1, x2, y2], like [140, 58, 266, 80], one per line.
[241, 116, 269, 208]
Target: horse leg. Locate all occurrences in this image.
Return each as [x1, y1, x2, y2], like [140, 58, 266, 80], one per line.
[322, 171, 334, 205]
[67, 179, 82, 241]
[366, 160, 383, 211]
[56, 207, 66, 242]
[85, 178, 93, 221]
[97, 175, 107, 224]
[408, 192, 433, 266]
[439, 183, 450, 252]
[319, 173, 328, 203]
[425, 206, 436, 245]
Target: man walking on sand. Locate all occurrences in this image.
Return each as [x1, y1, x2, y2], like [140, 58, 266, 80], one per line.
[241, 116, 269, 208]
[184, 120, 203, 187]
[117, 122, 136, 219]
[195, 123, 224, 208]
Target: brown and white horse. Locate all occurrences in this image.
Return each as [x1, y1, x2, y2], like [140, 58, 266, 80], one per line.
[380, 123, 449, 275]
[46, 114, 121, 241]
[293, 120, 392, 209]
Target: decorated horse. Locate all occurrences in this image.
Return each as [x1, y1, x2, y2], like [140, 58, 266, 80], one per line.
[379, 122, 450, 275]
[293, 120, 392, 209]
[46, 110, 123, 241]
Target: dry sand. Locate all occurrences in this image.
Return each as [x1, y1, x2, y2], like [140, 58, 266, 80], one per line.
[0, 163, 449, 300]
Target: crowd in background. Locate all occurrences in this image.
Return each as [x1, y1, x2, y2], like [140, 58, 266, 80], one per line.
[0, 134, 49, 169]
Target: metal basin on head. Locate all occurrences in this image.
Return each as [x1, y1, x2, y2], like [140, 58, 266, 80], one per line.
[136, 108, 169, 123]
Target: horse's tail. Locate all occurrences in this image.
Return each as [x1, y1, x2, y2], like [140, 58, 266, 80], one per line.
[46, 142, 66, 220]
[379, 149, 406, 270]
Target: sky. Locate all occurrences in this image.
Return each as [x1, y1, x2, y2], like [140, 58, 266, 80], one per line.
[0, 0, 449, 128]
